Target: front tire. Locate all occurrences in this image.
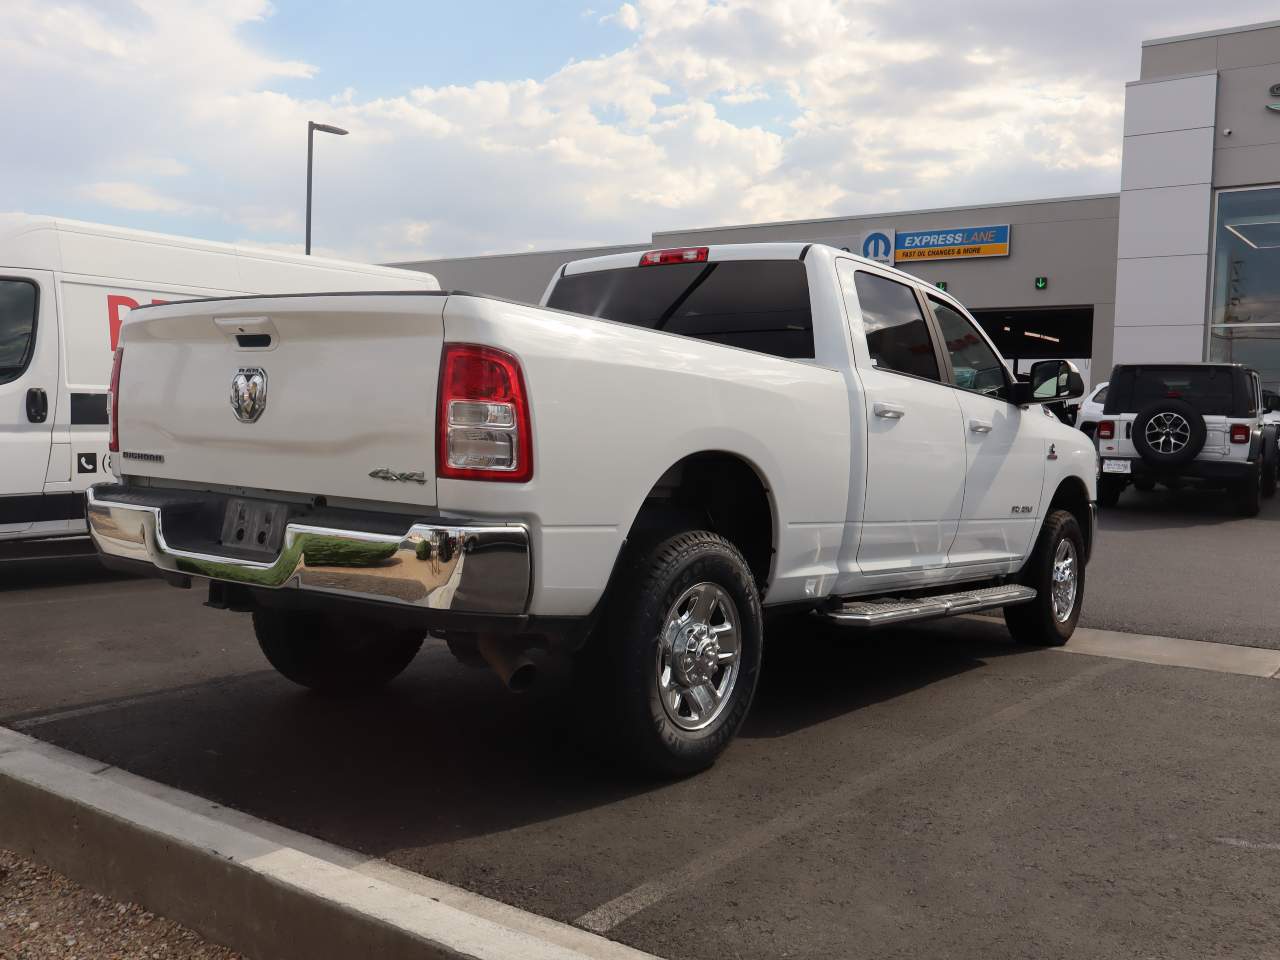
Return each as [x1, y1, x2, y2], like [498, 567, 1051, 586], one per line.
[253, 609, 424, 694]
[1097, 477, 1124, 508]
[1004, 510, 1085, 647]
[579, 530, 763, 777]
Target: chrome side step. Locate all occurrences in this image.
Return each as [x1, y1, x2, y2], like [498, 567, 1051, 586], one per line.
[820, 584, 1037, 628]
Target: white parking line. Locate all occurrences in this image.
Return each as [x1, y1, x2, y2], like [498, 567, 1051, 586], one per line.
[1217, 837, 1280, 852]
[575, 658, 1122, 934]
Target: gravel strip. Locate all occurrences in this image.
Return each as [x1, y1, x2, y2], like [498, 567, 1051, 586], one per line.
[0, 847, 244, 960]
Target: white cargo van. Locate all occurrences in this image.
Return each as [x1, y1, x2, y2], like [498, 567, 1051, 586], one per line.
[0, 215, 439, 544]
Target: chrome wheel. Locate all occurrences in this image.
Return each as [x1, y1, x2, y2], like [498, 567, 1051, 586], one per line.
[1050, 538, 1078, 623]
[1144, 412, 1191, 455]
[656, 582, 740, 731]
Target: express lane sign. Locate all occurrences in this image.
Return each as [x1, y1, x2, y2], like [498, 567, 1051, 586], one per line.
[894, 225, 1010, 263]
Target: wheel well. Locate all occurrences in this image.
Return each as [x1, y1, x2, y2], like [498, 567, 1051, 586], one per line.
[629, 453, 775, 587]
[1048, 477, 1093, 562]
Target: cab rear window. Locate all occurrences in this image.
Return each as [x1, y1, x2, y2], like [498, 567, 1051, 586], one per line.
[546, 260, 814, 359]
[0, 279, 38, 385]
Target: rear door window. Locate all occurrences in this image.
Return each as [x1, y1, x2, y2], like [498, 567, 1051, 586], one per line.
[849, 271, 941, 381]
[0, 279, 38, 385]
[546, 259, 814, 359]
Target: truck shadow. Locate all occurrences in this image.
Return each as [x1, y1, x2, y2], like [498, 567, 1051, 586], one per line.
[6, 614, 1034, 860]
[0, 548, 127, 595]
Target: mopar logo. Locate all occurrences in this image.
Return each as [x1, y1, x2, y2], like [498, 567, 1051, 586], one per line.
[862, 231, 893, 261]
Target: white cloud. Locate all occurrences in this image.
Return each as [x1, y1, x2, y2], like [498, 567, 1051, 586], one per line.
[81, 181, 210, 215]
[4, 0, 1278, 264]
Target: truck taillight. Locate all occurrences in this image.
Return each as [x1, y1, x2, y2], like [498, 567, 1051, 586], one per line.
[107, 347, 124, 453]
[1230, 423, 1250, 444]
[639, 247, 708, 266]
[1097, 420, 1114, 440]
[437, 344, 532, 482]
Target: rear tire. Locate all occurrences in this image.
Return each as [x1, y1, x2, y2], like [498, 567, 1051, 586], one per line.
[1234, 469, 1262, 518]
[1004, 510, 1085, 647]
[577, 530, 763, 778]
[1262, 460, 1277, 500]
[253, 609, 423, 694]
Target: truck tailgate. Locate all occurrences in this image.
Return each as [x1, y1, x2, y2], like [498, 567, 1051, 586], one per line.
[115, 293, 445, 506]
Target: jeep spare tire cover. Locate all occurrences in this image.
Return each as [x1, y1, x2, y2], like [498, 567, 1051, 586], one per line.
[1132, 399, 1206, 467]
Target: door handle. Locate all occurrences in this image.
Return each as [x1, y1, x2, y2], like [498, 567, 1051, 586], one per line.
[873, 401, 906, 420]
[969, 418, 993, 434]
[25, 387, 48, 424]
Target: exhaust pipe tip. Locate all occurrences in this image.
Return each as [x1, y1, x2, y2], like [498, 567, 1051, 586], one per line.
[506, 661, 538, 693]
[476, 634, 538, 693]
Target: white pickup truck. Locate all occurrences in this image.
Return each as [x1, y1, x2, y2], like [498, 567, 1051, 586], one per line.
[88, 243, 1097, 775]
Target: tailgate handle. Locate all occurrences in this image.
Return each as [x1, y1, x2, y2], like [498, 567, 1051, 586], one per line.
[215, 316, 278, 351]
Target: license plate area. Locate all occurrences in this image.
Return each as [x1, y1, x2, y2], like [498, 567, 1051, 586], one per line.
[1102, 459, 1132, 475]
[219, 497, 288, 556]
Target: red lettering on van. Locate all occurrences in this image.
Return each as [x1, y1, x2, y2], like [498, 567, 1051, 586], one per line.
[108, 295, 170, 349]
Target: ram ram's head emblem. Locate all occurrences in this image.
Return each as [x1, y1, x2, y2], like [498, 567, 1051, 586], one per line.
[230, 367, 268, 423]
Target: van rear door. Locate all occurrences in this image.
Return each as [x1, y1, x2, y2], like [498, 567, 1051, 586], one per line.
[0, 270, 58, 534]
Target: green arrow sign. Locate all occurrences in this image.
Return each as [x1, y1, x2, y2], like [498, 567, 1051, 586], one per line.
[1034, 276, 1048, 291]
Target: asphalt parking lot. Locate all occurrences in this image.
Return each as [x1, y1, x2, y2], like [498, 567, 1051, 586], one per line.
[1083, 486, 1280, 648]
[2, 492, 1279, 960]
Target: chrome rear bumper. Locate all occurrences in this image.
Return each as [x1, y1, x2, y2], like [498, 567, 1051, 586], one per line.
[86, 485, 530, 615]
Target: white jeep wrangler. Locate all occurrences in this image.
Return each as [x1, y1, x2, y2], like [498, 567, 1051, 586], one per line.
[1096, 363, 1279, 515]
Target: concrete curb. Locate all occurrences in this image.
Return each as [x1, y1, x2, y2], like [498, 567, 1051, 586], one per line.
[0, 727, 658, 960]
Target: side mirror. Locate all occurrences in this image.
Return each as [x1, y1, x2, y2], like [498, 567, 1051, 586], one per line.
[1017, 359, 1085, 405]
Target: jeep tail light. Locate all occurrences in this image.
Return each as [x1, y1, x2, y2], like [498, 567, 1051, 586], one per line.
[437, 344, 532, 482]
[1231, 423, 1250, 444]
[639, 247, 708, 267]
[1098, 420, 1115, 440]
[107, 347, 123, 453]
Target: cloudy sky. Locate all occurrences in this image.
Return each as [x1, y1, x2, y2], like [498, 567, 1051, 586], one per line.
[1, 1, 1274, 263]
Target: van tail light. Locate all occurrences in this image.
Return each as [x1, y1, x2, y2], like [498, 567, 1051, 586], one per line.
[107, 347, 124, 453]
[639, 247, 708, 267]
[437, 344, 532, 482]
[1097, 420, 1115, 440]
[1230, 423, 1251, 444]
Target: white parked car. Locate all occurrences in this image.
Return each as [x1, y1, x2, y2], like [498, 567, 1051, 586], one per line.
[0, 215, 439, 545]
[88, 243, 1097, 774]
[1076, 380, 1109, 439]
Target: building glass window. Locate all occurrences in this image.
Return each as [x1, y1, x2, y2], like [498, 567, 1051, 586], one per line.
[1209, 187, 1280, 391]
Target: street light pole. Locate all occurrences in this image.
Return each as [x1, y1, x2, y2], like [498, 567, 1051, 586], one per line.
[305, 120, 349, 255]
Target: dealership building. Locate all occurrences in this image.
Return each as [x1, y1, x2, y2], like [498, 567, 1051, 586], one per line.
[397, 19, 1280, 390]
